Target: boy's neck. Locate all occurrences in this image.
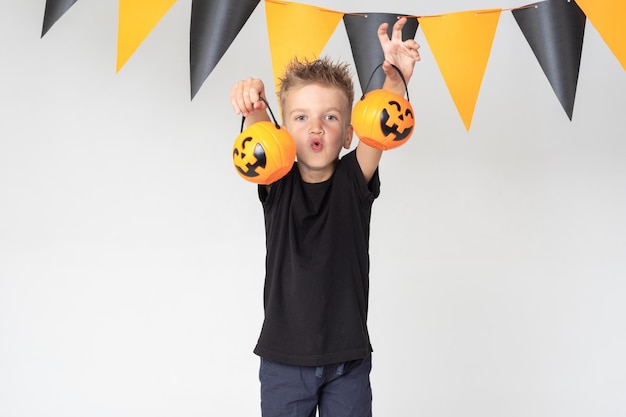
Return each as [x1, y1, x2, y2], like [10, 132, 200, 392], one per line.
[298, 159, 338, 183]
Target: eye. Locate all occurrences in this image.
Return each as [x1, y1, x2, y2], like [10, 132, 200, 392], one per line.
[325, 114, 339, 121]
[294, 115, 306, 121]
[388, 101, 402, 111]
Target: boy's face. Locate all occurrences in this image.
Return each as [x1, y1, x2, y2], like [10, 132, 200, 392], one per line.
[282, 83, 353, 183]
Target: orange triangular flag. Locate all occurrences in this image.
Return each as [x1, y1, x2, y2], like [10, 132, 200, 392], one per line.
[265, 0, 343, 95]
[574, 0, 626, 70]
[419, 9, 501, 130]
[116, 0, 178, 72]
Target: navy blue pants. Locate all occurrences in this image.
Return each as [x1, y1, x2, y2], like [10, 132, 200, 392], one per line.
[259, 355, 372, 417]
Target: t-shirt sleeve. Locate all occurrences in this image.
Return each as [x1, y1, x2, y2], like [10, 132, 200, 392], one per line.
[342, 150, 380, 201]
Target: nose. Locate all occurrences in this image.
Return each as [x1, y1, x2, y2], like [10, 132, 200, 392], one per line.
[309, 119, 323, 135]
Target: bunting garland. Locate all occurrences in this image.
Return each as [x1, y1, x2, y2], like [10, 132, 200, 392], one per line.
[40, 0, 625, 130]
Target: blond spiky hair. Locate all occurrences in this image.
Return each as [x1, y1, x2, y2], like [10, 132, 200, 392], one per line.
[278, 56, 354, 121]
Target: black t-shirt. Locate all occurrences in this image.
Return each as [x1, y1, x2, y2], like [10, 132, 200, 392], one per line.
[254, 150, 380, 366]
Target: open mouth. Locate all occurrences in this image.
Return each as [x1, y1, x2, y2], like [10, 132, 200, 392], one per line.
[311, 139, 323, 151]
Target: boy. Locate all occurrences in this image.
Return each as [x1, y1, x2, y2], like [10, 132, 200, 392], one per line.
[230, 17, 420, 417]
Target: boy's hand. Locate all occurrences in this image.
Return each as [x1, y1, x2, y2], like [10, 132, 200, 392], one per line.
[378, 17, 421, 94]
[230, 78, 268, 119]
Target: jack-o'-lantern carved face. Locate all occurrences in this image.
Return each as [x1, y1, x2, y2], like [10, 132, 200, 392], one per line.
[380, 100, 414, 142]
[233, 136, 267, 178]
[351, 89, 415, 150]
[231, 121, 296, 185]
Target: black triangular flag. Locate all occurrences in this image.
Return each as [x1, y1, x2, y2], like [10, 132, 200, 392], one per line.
[512, 0, 586, 120]
[41, 0, 78, 37]
[190, 0, 260, 99]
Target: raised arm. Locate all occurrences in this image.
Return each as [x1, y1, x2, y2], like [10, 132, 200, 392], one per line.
[356, 17, 421, 182]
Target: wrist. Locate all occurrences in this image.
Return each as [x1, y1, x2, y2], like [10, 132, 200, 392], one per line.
[382, 78, 408, 96]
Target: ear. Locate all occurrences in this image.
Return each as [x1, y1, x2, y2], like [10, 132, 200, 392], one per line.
[343, 124, 354, 149]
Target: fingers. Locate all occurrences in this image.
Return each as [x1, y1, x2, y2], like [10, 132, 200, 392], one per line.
[381, 60, 395, 77]
[231, 78, 266, 116]
[378, 17, 421, 65]
[377, 21, 390, 46]
[391, 16, 407, 41]
[378, 17, 408, 43]
[406, 39, 421, 61]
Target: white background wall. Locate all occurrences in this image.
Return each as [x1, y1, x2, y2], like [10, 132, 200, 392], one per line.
[1, 1, 625, 416]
